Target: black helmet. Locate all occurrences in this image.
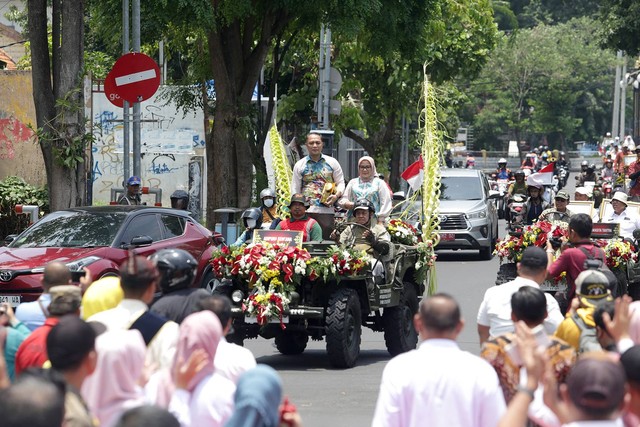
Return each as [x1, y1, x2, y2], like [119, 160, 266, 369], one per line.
[170, 190, 189, 210]
[514, 170, 525, 177]
[587, 163, 596, 172]
[353, 198, 375, 213]
[149, 249, 197, 292]
[241, 207, 263, 230]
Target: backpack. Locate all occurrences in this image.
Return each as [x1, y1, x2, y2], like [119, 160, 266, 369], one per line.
[572, 313, 602, 354]
[577, 246, 619, 296]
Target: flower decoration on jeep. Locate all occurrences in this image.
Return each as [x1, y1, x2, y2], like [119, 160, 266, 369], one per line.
[415, 240, 437, 283]
[244, 290, 290, 328]
[325, 245, 369, 277]
[494, 220, 568, 263]
[594, 239, 638, 269]
[387, 219, 419, 245]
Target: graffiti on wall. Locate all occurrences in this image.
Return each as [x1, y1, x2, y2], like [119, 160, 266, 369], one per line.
[91, 88, 206, 215]
[0, 116, 35, 160]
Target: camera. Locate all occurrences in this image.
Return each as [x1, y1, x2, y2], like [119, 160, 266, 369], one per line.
[549, 237, 562, 249]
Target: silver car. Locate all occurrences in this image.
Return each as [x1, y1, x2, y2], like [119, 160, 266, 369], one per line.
[392, 168, 500, 259]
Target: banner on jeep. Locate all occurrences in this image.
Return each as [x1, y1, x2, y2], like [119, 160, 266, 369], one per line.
[591, 223, 619, 240]
[252, 230, 303, 247]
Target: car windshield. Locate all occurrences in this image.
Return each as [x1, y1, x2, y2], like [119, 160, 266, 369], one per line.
[10, 211, 127, 248]
[440, 176, 483, 200]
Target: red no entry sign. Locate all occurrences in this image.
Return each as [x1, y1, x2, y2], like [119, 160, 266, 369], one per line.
[105, 52, 161, 106]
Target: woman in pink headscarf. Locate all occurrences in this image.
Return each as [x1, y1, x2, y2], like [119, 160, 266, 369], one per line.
[339, 156, 393, 224]
[166, 310, 236, 427]
[82, 329, 147, 427]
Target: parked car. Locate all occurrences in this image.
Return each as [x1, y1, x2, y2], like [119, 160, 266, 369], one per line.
[392, 168, 500, 259]
[0, 206, 222, 306]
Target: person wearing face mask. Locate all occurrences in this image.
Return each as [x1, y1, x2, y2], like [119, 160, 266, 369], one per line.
[258, 188, 280, 229]
[232, 208, 263, 247]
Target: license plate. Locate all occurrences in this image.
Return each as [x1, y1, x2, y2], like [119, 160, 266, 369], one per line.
[440, 233, 455, 241]
[0, 295, 21, 306]
[245, 315, 289, 324]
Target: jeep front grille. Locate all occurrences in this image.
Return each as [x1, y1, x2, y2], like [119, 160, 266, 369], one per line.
[438, 214, 468, 230]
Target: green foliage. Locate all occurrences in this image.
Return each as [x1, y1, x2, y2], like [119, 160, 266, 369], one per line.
[459, 17, 615, 150]
[0, 177, 48, 239]
[598, 0, 640, 55]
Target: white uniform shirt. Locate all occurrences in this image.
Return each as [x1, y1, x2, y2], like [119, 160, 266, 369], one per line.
[88, 299, 179, 370]
[604, 209, 640, 240]
[213, 338, 257, 384]
[168, 372, 236, 427]
[372, 339, 506, 427]
[477, 276, 563, 338]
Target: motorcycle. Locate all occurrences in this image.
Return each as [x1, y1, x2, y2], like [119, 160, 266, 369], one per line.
[557, 165, 569, 189]
[490, 175, 512, 219]
[506, 194, 527, 236]
[601, 176, 614, 200]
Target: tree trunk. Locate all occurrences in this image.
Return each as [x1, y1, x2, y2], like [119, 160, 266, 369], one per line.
[28, 0, 86, 211]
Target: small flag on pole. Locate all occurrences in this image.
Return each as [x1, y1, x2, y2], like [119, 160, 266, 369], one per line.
[401, 156, 424, 191]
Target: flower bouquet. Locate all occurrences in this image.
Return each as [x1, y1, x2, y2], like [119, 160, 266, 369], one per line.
[387, 219, 419, 245]
[594, 239, 638, 269]
[244, 290, 290, 328]
[494, 221, 568, 263]
[326, 245, 369, 277]
[415, 239, 437, 285]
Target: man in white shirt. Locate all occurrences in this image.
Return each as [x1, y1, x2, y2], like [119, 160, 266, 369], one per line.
[195, 294, 256, 383]
[372, 293, 506, 427]
[477, 246, 563, 344]
[88, 256, 178, 370]
[603, 191, 640, 240]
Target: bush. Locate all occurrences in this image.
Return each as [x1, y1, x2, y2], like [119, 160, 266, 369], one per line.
[0, 177, 49, 240]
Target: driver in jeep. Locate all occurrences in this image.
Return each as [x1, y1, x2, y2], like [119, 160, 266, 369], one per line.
[331, 199, 392, 284]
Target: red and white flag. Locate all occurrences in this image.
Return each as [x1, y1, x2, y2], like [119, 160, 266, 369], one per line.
[527, 162, 555, 186]
[401, 156, 424, 191]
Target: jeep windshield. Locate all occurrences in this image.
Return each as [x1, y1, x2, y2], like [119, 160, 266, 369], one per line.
[440, 176, 483, 200]
[10, 211, 127, 248]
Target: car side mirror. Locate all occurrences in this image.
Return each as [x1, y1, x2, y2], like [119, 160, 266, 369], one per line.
[213, 233, 226, 246]
[129, 235, 153, 247]
[3, 234, 17, 246]
[488, 190, 501, 200]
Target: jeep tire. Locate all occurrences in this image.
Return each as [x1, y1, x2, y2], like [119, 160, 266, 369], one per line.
[275, 331, 308, 355]
[325, 288, 362, 368]
[383, 282, 418, 356]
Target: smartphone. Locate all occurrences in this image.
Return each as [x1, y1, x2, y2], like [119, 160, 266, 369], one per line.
[71, 270, 86, 282]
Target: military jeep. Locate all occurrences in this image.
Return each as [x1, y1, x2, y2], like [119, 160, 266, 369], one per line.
[213, 240, 425, 369]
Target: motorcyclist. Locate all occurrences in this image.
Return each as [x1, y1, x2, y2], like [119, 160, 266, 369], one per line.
[332, 198, 392, 285]
[494, 158, 512, 180]
[535, 152, 549, 171]
[232, 208, 263, 247]
[259, 188, 280, 229]
[170, 189, 189, 210]
[149, 249, 209, 324]
[615, 142, 630, 175]
[465, 154, 476, 169]
[601, 159, 615, 180]
[507, 170, 527, 198]
[556, 151, 568, 168]
[521, 153, 536, 169]
[576, 163, 599, 187]
[523, 184, 549, 225]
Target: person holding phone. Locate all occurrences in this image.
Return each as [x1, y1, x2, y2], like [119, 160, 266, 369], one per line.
[481, 287, 576, 422]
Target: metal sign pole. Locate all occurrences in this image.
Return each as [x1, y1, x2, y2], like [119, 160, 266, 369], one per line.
[132, 0, 141, 177]
[122, 0, 130, 184]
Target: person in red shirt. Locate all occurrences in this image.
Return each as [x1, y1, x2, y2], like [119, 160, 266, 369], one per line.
[275, 193, 323, 241]
[628, 147, 640, 201]
[615, 143, 630, 175]
[14, 285, 82, 376]
[546, 214, 605, 307]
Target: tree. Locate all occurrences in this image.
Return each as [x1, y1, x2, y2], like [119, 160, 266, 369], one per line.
[28, 0, 86, 210]
[598, 0, 640, 55]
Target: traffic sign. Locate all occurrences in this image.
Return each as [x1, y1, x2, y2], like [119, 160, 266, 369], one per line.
[108, 52, 161, 104]
[104, 70, 124, 108]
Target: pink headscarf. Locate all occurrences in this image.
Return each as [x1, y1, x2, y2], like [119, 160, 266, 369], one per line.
[358, 156, 378, 181]
[628, 301, 640, 344]
[82, 329, 147, 427]
[152, 311, 223, 407]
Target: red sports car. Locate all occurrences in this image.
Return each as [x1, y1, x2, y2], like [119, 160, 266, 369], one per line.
[0, 206, 221, 306]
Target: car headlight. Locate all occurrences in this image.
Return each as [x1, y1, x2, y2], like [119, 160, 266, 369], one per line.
[66, 256, 101, 271]
[231, 290, 245, 303]
[466, 210, 487, 219]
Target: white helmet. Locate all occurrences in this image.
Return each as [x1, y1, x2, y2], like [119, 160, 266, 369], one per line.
[498, 158, 507, 164]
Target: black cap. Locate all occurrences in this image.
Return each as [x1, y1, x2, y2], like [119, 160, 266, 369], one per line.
[46, 315, 96, 371]
[519, 246, 548, 270]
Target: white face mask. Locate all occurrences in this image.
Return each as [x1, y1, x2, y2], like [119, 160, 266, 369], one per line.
[263, 198, 274, 208]
[245, 219, 257, 229]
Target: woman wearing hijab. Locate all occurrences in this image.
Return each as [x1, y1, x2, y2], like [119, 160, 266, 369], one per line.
[225, 365, 303, 427]
[166, 310, 236, 427]
[339, 156, 393, 224]
[81, 276, 124, 320]
[82, 329, 147, 427]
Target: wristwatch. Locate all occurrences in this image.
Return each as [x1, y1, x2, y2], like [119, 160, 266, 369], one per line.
[516, 385, 536, 400]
